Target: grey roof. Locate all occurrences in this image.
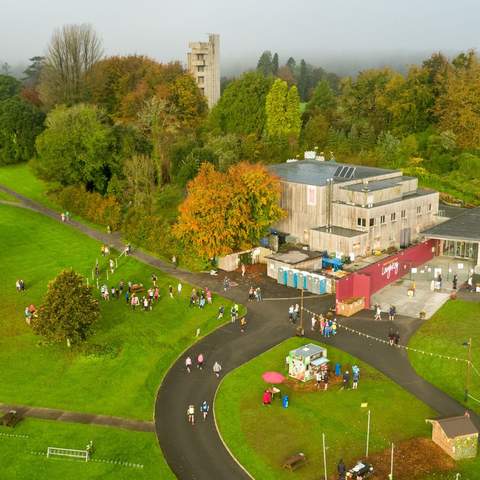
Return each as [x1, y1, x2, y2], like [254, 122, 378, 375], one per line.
[343, 176, 414, 193]
[313, 226, 368, 238]
[433, 415, 478, 438]
[269, 160, 398, 187]
[423, 207, 480, 242]
[265, 249, 323, 265]
[290, 343, 326, 358]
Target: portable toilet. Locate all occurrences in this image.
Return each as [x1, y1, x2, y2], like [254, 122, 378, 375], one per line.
[307, 273, 315, 293]
[298, 272, 309, 290]
[319, 276, 327, 294]
[287, 269, 295, 288]
[277, 267, 285, 285]
[309, 273, 320, 294]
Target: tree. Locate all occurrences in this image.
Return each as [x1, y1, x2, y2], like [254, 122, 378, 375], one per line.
[272, 53, 279, 76]
[35, 104, 113, 191]
[277, 65, 296, 86]
[207, 72, 273, 137]
[257, 51, 273, 76]
[435, 55, 480, 148]
[286, 57, 296, 73]
[22, 56, 45, 87]
[174, 162, 284, 258]
[0, 96, 45, 165]
[31, 269, 99, 346]
[297, 59, 309, 101]
[39, 24, 103, 108]
[0, 74, 20, 101]
[302, 112, 330, 149]
[123, 154, 156, 210]
[305, 80, 337, 119]
[265, 79, 301, 141]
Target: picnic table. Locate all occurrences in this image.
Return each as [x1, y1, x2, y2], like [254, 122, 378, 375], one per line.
[283, 452, 306, 471]
[1, 410, 22, 428]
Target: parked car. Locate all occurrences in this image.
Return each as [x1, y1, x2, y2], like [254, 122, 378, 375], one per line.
[346, 461, 374, 479]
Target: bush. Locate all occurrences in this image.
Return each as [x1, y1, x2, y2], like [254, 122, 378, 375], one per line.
[55, 185, 122, 229]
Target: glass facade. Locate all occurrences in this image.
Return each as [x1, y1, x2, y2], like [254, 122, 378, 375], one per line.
[443, 240, 478, 260]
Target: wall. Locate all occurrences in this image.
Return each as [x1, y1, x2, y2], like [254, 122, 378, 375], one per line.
[218, 247, 273, 272]
[336, 239, 438, 308]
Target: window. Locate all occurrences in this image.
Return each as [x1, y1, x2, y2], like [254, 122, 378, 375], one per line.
[369, 218, 375, 227]
[196, 54, 205, 61]
[197, 76, 205, 84]
[428, 204, 432, 212]
[380, 215, 386, 224]
[197, 65, 205, 72]
[200, 87, 205, 94]
[391, 212, 396, 221]
[417, 206, 422, 215]
[401, 210, 406, 219]
[357, 217, 366, 227]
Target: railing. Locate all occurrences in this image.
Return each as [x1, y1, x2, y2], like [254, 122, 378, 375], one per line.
[47, 447, 89, 462]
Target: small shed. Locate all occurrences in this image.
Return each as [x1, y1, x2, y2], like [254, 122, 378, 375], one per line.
[287, 343, 328, 382]
[427, 414, 479, 460]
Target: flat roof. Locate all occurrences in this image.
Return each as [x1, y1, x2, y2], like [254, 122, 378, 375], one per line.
[343, 176, 415, 193]
[266, 249, 323, 265]
[290, 343, 326, 358]
[432, 415, 478, 438]
[423, 207, 480, 242]
[269, 160, 398, 187]
[313, 226, 368, 238]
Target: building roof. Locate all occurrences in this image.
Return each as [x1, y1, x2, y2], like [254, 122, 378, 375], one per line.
[269, 160, 398, 187]
[432, 415, 479, 438]
[290, 343, 326, 359]
[313, 226, 368, 238]
[342, 176, 415, 193]
[265, 249, 323, 265]
[423, 207, 480, 242]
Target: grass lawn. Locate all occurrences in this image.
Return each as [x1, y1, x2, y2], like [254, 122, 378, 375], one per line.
[0, 163, 60, 210]
[409, 300, 480, 414]
[0, 203, 236, 420]
[215, 337, 436, 480]
[0, 418, 174, 480]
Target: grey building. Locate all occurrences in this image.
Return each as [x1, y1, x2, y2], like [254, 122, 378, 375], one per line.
[187, 34, 220, 108]
[270, 156, 440, 259]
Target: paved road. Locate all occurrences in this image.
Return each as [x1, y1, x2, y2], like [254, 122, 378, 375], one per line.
[2, 183, 479, 479]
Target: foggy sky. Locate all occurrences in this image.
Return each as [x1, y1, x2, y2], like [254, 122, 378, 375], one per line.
[1, 0, 479, 76]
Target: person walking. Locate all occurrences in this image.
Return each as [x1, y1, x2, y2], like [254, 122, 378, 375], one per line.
[438, 273, 443, 289]
[223, 277, 229, 292]
[169, 285, 174, 299]
[185, 356, 192, 373]
[151, 273, 157, 287]
[197, 353, 204, 370]
[337, 459, 347, 480]
[311, 315, 317, 332]
[352, 365, 360, 389]
[172, 255, 177, 268]
[388, 305, 396, 321]
[217, 305, 224, 320]
[256, 287, 262, 301]
[342, 370, 350, 390]
[241, 264, 246, 277]
[315, 370, 322, 390]
[200, 400, 209, 421]
[394, 330, 400, 347]
[248, 286, 255, 301]
[453, 274, 458, 290]
[288, 305, 294, 323]
[240, 316, 247, 333]
[177, 282, 182, 295]
[374, 304, 382, 321]
[323, 370, 329, 390]
[213, 361, 222, 378]
[388, 328, 395, 346]
[187, 404, 195, 425]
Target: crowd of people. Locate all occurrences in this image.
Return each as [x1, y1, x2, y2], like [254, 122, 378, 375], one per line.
[60, 211, 70, 222]
[310, 313, 338, 337]
[248, 286, 263, 301]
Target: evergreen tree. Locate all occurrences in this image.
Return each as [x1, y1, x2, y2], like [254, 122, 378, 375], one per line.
[286, 57, 296, 73]
[298, 59, 309, 101]
[305, 80, 336, 119]
[257, 51, 273, 77]
[285, 85, 302, 139]
[272, 53, 279, 76]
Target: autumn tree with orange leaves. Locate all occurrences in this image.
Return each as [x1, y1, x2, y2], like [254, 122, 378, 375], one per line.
[174, 162, 285, 258]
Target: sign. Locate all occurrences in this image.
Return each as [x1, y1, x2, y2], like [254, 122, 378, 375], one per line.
[381, 258, 399, 279]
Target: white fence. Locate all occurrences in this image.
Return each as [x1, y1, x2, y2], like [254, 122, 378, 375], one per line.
[47, 447, 89, 462]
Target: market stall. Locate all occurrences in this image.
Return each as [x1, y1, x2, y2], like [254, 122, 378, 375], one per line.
[287, 343, 329, 382]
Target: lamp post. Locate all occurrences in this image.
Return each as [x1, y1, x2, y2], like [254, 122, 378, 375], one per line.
[464, 338, 472, 402]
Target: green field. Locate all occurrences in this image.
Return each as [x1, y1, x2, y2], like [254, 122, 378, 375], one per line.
[409, 300, 480, 414]
[215, 337, 436, 480]
[0, 203, 234, 420]
[0, 418, 173, 480]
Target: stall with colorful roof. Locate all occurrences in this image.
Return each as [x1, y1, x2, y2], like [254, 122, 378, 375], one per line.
[287, 343, 329, 382]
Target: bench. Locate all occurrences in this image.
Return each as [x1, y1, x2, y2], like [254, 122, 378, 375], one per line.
[283, 452, 306, 471]
[1, 410, 22, 428]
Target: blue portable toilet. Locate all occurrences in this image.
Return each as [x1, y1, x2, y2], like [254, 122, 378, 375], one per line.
[302, 272, 309, 290]
[283, 269, 288, 285]
[319, 276, 326, 294]
[277, 267, 285, 285]
[293, 271, 298, 289]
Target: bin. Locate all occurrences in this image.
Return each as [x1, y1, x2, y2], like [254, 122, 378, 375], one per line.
[282, 395, 289, 408]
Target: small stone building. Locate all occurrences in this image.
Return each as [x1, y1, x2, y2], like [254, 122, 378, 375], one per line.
[428, 414, 479, 460]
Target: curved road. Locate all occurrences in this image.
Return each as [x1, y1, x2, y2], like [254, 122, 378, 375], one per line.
[1, 183, 479, 480]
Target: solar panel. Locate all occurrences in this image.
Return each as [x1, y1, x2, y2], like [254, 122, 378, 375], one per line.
[333, 166, 343, 177]
[344, 167, 354, 178]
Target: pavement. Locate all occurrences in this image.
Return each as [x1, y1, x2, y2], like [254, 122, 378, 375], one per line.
[2, 182, 480, 479]
[0, 403, 154, 432]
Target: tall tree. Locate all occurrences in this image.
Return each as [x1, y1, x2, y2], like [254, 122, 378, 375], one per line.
[39, 24, 103, 108]
[207, 72, 273, 137]
[305, 80, 337, 119]
[32, 269, 99, 346]
[272, 53, 279, 76]
[35, 104, 112, 191]
[0, 96, 45, 165]
[286, 57, 296, 73]
[22, 56, 45, 87]
[297, 59, 309, 101]
[265, 79, 301, 141]
[257, 51, 273, 76]
[0, 74, 20, 101]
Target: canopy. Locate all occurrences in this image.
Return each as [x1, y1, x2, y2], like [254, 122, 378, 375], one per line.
[262, 371, 285, 384]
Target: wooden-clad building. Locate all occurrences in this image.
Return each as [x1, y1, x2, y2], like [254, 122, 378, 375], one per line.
[270, 157, 439, 259]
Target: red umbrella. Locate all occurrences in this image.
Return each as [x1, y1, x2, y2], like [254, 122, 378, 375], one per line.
[262, 371, 285, 384]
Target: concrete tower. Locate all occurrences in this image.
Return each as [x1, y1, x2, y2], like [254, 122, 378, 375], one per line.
[187, 34, 220, 108]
